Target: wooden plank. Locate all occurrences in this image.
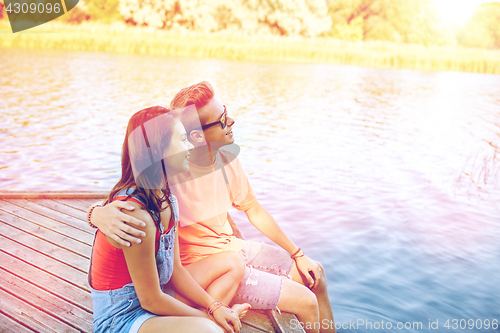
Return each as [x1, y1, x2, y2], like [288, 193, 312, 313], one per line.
[268, 310, 305, 333]
[241, 310, 276, 332]
[53, 199, 92, 212]
[0, 222, 90, 272]
[0, 191, 108, 199]
[240, 323, 269, 333]
[4, 199, 95, 238]
[0, 235, 90, 292]
[76, 198, 105, 207]
[0, 208, 91, 259]
[0, 251, 93, 312]
[0, 313, 36, 333]
[27, 199, 87, 223]
[0, 288, 77, 333]
[0, 269, 93, 332]
[0, 193, 301, 333]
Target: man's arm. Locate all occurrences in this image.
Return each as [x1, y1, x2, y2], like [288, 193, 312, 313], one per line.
[88, 200, 147, 247]
[244, 201, 321, 289]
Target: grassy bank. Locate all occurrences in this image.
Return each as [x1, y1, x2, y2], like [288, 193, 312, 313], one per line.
[1, 21, 500, 74]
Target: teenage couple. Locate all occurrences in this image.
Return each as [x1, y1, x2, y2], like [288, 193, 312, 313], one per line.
[87, 81, 336, 333]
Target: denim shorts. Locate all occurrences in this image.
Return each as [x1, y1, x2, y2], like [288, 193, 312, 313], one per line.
[91, 283, 155, 333]
[91, 283, 176, 333]
[230, 241, 294, 310]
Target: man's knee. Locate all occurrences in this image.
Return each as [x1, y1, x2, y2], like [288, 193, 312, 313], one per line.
[303, 287, 319, 312]
[313, 262, 328, 293]
[285, 281, 318, 311]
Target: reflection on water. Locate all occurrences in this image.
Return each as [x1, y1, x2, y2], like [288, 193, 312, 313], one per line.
[1, 47, 500, 331]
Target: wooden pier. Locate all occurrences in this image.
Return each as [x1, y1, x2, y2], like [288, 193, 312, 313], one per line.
[0, 192, 304, 333]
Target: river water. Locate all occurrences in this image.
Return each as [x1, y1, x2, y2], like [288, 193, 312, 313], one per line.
[1, 47, 500, 332]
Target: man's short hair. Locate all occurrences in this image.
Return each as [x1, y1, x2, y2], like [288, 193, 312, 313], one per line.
[170, 81, 214, 110]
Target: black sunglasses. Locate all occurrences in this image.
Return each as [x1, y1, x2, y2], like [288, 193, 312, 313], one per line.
[201, 105, 227, 130]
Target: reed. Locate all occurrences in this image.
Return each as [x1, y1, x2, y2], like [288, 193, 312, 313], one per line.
[1, 21, 500, 74]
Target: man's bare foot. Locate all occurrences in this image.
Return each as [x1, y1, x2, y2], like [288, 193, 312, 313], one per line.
[231, 303, 251, 318]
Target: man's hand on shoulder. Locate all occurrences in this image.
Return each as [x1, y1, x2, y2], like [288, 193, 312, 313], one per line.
[91, 200, 147, 247]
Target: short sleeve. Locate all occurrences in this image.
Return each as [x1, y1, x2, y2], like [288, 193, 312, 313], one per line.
[220, 150, 257, 211]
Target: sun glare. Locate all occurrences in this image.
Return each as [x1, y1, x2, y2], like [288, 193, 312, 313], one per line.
[433, 0, 491, 25]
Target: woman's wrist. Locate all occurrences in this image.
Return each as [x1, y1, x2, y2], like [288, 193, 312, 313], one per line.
[87, 202, 102, 229]
[206, 300, 229, 320]
[200, 295, 217, 310]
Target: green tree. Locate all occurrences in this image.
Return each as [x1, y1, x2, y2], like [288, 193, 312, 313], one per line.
[364, 15, 400, 41]
[326, 0, 364, 40]
[460, 2, 500, 49]
[119, 0, 220, 30]
[238, 0, 331, 36]
[55, 0, 120, 24]
[58, 1, 90, 23]
[85, 0, 121, 22]
[118, 0, 331, 36]
[327, 0, 453, 45]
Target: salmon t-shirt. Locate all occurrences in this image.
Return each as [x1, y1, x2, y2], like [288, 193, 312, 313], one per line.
[170, 148, 257, 265]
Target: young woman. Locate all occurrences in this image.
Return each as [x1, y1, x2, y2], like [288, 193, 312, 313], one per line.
[89, 106, 250, 333]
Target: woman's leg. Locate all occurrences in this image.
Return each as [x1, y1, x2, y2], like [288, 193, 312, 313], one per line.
[139, 316, 223, 333]
[179, 251, 245, 306]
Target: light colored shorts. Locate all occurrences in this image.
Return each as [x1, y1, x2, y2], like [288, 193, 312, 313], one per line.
[231, 241, 294, 310]
[91, 283, 155, 333]
[91, 283, 176, 333]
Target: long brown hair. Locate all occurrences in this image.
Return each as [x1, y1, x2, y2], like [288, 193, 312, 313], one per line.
[105, 106, 180, 219]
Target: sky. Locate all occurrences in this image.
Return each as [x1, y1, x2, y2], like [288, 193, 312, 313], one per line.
[433, 0, 496, 24]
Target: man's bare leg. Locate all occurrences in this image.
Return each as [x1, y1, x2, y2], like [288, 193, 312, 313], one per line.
[289, 261, 336, 333]
[276, 278, 320, 333]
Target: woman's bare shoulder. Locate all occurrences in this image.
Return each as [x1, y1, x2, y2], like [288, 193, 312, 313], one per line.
[120, 200, 153, 223]
[107, 199, 156, 249]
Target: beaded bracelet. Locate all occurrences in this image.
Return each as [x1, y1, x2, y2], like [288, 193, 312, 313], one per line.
[86, 203, 102, 229]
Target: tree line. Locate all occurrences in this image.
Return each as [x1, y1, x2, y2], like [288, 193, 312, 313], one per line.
[1, 0, 499, 49]
[326, 0, 500, 49]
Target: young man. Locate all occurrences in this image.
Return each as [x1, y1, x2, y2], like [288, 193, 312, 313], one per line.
[89, 82, 336, 333]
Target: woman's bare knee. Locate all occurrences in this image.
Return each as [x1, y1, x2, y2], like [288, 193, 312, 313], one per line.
[181, 317, 223, 333]
[222, 251, 245, 280]
[231, 251, 245, 276]
[139, 316, 223, 333]
[201, 319, 224, 333]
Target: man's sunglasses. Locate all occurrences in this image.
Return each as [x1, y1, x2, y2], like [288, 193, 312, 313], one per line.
[201, 105, 227, 130]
